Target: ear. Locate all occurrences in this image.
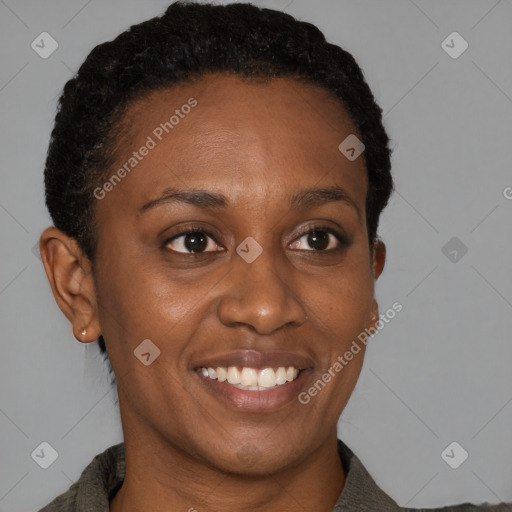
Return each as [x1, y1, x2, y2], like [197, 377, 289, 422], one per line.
[39, 227, 101, 343]
[369, 239, 386, 325]
[372, 239, 386, 280]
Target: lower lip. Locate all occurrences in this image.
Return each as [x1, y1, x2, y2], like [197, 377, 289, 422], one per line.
[196, 369, 312, 412]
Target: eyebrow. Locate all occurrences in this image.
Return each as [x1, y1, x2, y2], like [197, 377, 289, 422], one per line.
[290, 185, 361, 219]
[139, 185, 361, 219]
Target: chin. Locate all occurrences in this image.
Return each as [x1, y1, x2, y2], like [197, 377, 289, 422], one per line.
[193, 434, 308, 477]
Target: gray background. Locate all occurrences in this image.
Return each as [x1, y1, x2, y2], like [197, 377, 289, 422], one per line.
[1, 0, 511, 510]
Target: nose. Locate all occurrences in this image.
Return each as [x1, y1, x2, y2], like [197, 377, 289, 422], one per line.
[217, 250, 307, 336]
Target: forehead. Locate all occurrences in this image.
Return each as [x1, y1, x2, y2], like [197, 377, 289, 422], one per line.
[101, 73, 368, 214]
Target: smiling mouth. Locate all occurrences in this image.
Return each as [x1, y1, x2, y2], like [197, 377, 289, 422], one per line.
[198, 366, 302, 391]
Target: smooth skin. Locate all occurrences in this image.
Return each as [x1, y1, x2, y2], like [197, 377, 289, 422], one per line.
[40, 73, 386, 512]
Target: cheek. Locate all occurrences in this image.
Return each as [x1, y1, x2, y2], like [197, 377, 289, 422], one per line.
[94, 263, 203, 420]
[303, 250, 374, 400]
[310, 257, 374, 336]
[93, 250, 216, 366]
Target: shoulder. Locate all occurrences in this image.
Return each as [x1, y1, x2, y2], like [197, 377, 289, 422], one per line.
[414, 505, 511, 511]
[334, 440, 511, 512]
[37, 442, 125, 512]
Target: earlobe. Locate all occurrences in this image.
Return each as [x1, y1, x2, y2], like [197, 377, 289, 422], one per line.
[39, 227, 101, 343]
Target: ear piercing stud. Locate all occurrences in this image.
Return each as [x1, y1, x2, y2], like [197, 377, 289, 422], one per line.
[80, 329, 87, 336]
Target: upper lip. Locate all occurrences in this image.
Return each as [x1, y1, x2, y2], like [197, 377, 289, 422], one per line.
[191, 349, 314, 370]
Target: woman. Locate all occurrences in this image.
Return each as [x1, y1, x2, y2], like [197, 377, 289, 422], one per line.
[37, 2, 509, 510]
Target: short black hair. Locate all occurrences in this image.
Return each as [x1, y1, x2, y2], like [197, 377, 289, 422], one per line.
[44, 0, 393, 385]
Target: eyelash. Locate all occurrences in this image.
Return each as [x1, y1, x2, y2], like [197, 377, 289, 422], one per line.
[162, 224, 348, 254]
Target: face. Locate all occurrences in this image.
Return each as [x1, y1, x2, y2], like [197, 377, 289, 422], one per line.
[49, 73, 385, 475]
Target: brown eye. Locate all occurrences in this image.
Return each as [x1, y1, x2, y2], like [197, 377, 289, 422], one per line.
[290, 227, 343, 251]
[306, 230, 331, 250]
[164, 230, 222, 254]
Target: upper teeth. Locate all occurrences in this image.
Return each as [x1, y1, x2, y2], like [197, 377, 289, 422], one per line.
[200, 366, 300, 389]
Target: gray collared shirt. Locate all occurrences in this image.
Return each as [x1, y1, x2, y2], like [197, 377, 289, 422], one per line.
[38, 440, 511, 511]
